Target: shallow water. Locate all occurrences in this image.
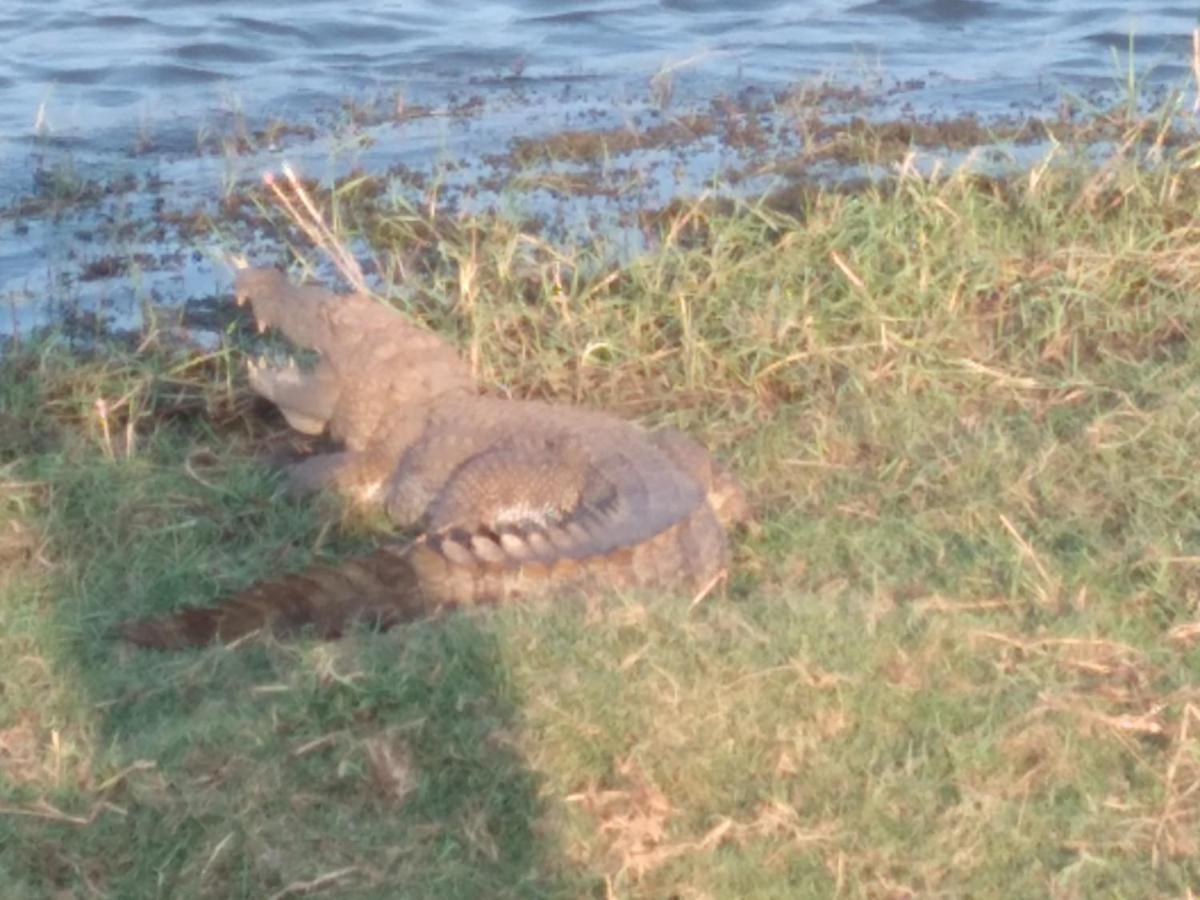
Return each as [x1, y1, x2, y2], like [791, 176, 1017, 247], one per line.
[0, 2, 1197, 340]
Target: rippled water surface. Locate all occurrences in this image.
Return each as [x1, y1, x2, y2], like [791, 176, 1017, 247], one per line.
[1, 2, 1198, 338]
[2, 1, 1195, 149]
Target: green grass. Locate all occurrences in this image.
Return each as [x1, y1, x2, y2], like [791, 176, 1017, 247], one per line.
[4, 112, 1200, 897]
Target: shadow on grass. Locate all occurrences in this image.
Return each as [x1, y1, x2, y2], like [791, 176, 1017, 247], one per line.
[0, 345, 590, 898]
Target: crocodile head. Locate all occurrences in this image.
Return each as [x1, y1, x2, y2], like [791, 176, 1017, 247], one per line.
[233, 266, 336, 352]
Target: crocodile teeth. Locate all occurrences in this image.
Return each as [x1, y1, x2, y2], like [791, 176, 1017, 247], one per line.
[245, 357, 257, 372]
[235, 292, 246, 307]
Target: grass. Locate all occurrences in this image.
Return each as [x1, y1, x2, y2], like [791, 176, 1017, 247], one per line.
[4, 101, 1200, 898]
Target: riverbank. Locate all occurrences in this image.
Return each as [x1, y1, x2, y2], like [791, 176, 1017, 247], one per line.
[3, 90, 1200, 895]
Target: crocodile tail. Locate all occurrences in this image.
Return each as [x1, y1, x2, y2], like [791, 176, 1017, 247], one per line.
[117, 497, 730, 651]
[116, 541, 440, 650]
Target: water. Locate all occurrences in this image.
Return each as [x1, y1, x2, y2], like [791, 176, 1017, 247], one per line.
[1, 1, 1194, 148]
[0, 2, 1197, 338]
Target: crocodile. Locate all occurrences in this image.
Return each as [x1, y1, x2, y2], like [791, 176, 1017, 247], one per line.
[117, 268, 751, 649]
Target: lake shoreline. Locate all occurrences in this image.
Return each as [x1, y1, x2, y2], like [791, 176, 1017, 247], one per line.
[3, 66, 1190, 347]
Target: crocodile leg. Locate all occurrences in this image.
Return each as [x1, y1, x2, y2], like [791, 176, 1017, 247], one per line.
[421, 437, 589, 532]
[381, 420, 501, 527]
[284, 450, 395, 507]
